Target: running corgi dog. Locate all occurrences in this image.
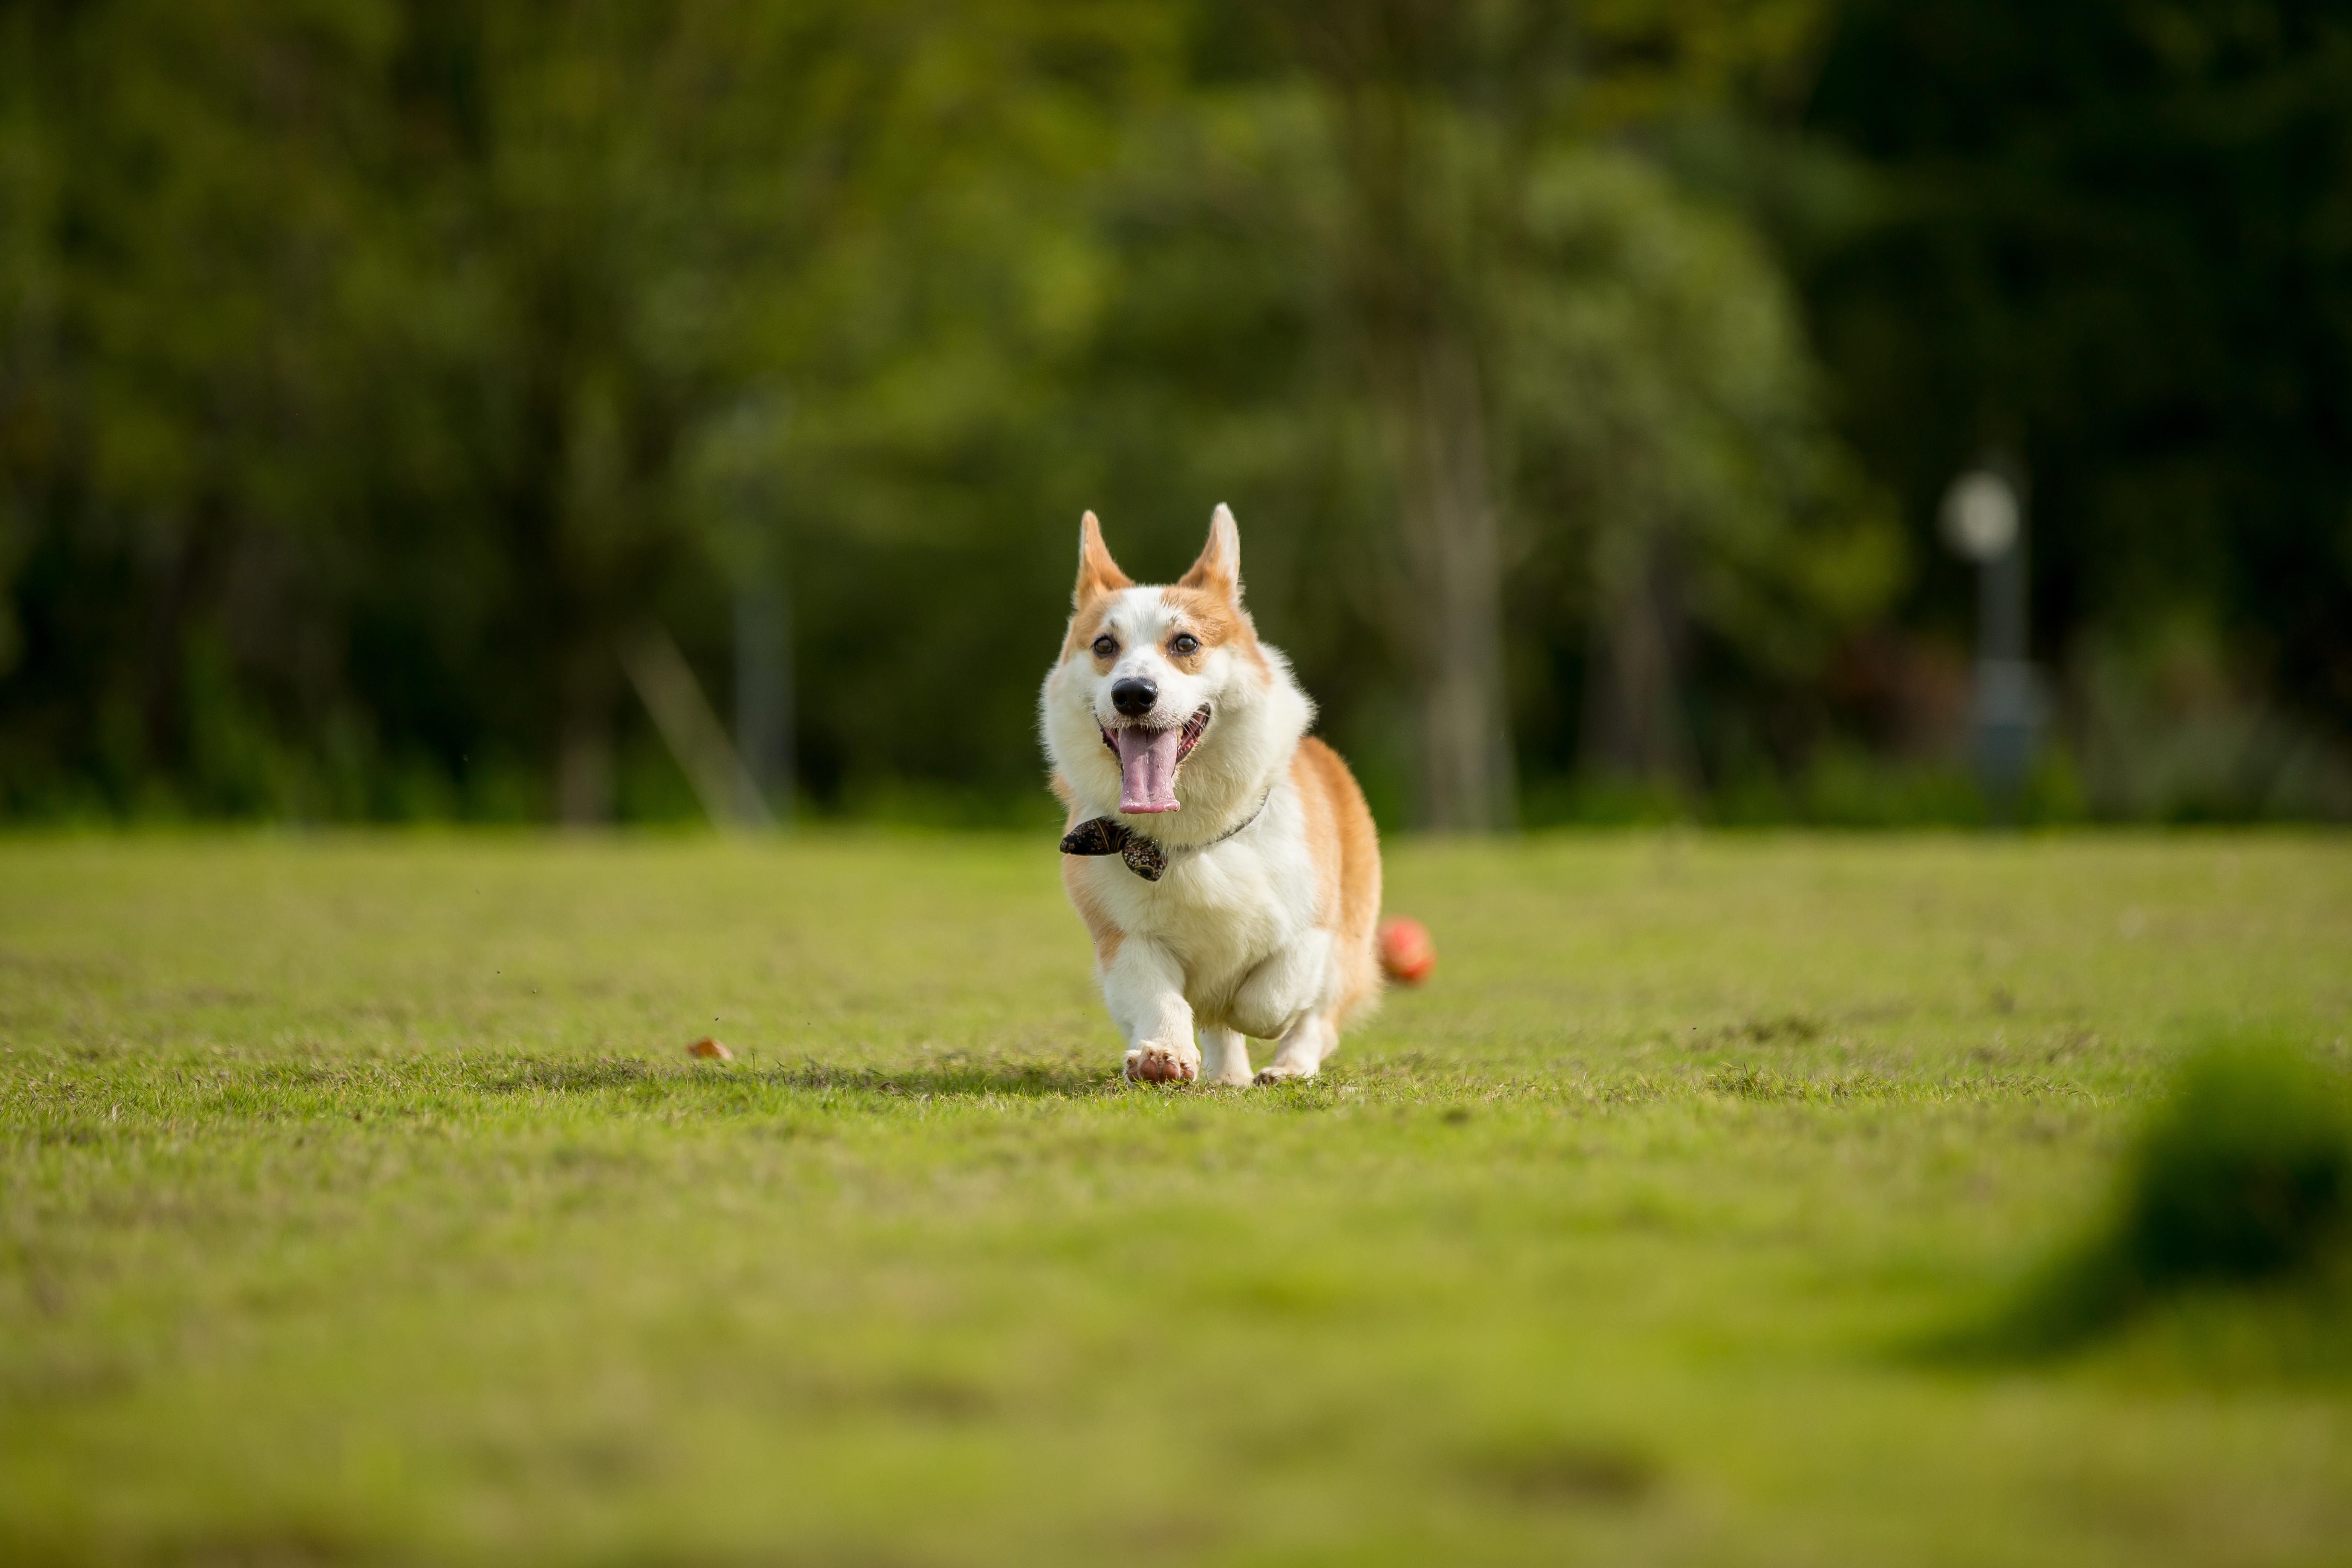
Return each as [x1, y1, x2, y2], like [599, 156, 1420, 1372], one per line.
[1039, 505, 1415, 1086]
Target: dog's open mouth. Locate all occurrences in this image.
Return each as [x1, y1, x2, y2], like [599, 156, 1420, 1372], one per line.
[1100, 704, 1211, 815]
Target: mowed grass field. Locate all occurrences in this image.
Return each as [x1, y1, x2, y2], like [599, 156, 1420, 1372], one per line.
[3, 831, 2349, 1566]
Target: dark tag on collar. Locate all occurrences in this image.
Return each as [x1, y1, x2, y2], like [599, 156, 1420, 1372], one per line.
[1059, 817, 1166, 881]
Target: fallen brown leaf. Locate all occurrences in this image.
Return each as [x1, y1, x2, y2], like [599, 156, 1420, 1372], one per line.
[688, 1037, 733, 1061]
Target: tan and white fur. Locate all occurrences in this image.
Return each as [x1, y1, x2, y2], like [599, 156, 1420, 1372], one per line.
[1040, 505, 1383, 1086]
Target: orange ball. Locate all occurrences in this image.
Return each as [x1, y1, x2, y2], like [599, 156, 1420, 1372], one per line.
[1378, 915, 1436, 986]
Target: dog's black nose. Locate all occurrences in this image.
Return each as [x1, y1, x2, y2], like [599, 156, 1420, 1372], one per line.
[1110, 677, 1158, 718]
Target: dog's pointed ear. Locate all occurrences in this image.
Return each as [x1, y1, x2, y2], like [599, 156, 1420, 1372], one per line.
[1074, 510, 1132, 606]
[1178, 503, 1241, 600]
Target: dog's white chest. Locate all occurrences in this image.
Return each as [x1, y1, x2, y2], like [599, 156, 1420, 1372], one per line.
[1084, 797, 1316, 1008]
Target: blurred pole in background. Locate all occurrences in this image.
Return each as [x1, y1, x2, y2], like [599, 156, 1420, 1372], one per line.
[622, 626, 774, 833]
[1942, 466, 2039, 822]
[708, 391, 794, 830]
[733, 569, 792, 827]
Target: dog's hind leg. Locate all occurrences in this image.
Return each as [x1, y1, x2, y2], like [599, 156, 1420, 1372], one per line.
[1199, 1024, 1253, 1087]
[1253, 1010, 1336, 1085]
[1227, 930, 1330, 1043]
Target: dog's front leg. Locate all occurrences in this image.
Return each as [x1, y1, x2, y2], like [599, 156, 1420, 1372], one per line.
[1103, 938, 1200, 1084]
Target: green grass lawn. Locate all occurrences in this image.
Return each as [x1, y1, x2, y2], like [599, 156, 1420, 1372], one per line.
[3, 830, 2349, 1566]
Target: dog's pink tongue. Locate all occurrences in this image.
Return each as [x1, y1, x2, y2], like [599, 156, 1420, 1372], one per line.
[1115, 726, 1184, 813]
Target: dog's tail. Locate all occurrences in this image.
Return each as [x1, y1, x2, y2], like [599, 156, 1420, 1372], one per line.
[1377, 915, 1435, 986]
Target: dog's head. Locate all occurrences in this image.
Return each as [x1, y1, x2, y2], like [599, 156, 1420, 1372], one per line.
[1040, 505, 1308, 825]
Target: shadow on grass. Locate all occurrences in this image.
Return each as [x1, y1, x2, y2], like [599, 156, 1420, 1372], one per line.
[478, 1054, 1124, 1100]
[1929, 1035, 2352, 1366]
[758, 1058, 1126, 1099]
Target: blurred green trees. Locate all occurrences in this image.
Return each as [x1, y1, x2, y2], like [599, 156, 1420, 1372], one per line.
[1, 0, 2345, 825]
[3, 0, 1169, 820]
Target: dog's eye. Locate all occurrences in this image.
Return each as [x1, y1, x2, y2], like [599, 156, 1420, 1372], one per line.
[1091, 635, 1116, 659]
[1170, 633, 1200, 656]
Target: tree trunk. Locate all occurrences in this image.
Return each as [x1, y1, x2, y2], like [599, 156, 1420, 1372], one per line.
[1371, 326, 1516, 831]
[1302, 7, 1521, 833]
[1582, 524, 1693, 788]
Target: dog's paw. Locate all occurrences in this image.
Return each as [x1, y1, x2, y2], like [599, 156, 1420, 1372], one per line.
[1125, 1044, 1199, 1084]
[1252, 1061, 1315, 1086]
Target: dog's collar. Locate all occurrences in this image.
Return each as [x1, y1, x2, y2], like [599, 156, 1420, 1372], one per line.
[1059, 787, 1275, 882]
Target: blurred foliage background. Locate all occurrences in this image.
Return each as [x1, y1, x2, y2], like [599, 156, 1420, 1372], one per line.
[2, 0, 2348, 829]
